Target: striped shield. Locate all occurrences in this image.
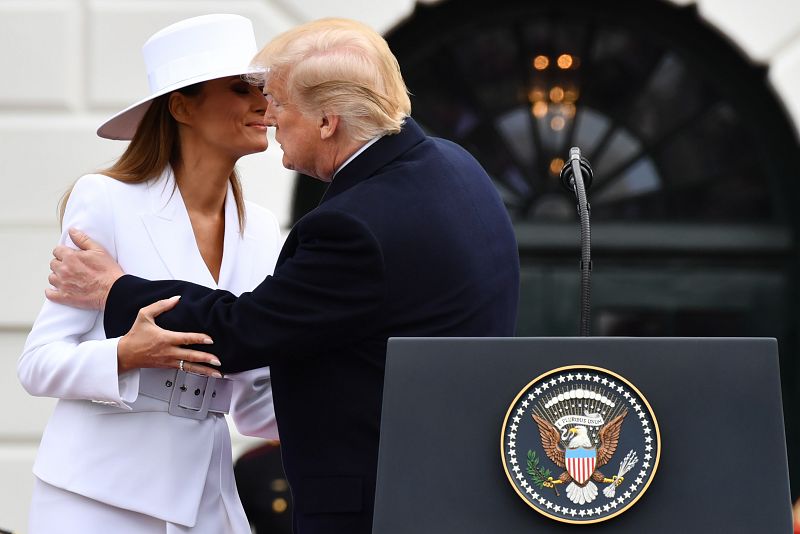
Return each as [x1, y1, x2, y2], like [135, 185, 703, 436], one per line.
[565, 447, 596, 485]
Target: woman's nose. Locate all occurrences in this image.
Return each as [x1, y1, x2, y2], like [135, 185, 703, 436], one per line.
[253, 93, 267, 115]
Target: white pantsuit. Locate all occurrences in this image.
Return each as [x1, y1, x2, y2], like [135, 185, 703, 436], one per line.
[18, 169, 282, 532]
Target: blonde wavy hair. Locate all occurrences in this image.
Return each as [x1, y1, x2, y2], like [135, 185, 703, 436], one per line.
[59, 83, 246, 230]
[251, 18, 411, 141]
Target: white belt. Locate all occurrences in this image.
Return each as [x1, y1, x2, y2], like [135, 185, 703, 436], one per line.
[137, 368, 233, 420]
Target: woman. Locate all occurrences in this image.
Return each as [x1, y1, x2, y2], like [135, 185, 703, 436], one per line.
[17, 14, 279, 533]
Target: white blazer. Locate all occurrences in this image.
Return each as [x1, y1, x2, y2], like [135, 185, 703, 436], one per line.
[18, 169, 281, 526]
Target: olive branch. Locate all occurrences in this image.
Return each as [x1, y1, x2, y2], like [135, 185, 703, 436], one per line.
[527, 450, 560, 496]
[526, 450, 551, 488]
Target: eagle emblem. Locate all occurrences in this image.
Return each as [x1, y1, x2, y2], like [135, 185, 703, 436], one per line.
[533, 411, 626, 504]
[501, 365, 660, 524]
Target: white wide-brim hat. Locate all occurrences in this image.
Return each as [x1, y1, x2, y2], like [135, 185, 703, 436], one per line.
[97, 13, 263, 140]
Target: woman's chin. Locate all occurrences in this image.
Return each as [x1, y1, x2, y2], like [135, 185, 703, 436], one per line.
[245, 141, 269, 155]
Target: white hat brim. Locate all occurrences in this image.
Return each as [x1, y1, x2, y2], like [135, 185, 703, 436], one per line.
[97, 65, 264, 141]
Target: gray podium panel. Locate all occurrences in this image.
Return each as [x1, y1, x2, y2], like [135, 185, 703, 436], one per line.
[373, 337, 791, 533]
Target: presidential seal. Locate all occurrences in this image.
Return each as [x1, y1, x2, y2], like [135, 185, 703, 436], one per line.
[500, 365, 660, 524]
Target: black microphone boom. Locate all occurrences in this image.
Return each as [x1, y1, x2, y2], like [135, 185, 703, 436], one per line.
[560, 147, 594, 336]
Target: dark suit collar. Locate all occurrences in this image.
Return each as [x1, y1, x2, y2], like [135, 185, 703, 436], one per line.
[319, 117, 425, 204]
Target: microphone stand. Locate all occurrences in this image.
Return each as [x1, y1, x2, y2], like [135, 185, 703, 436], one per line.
[562, 147, 592, 336]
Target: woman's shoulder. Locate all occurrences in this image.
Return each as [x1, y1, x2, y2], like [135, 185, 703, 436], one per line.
[72, 173, 148, 196]
[75, 172, 157, 189]
[73, 174, 164, 208]
[66, 174, 114, 209]
[71, 172, 111, 192]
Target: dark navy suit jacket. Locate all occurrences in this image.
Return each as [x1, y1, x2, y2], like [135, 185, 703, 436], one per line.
[104, 118, 520, 534]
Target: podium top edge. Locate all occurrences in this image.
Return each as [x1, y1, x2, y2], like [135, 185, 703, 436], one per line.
[387, 336, 778, 344]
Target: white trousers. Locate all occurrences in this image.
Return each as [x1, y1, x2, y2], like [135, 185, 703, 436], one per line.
[28, 418, 251, 534]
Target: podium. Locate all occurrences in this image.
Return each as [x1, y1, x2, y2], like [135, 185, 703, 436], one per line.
[372, 337, 792, 533]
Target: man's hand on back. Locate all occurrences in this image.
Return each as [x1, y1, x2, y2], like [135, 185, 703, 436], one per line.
[47, 228, 124, 310]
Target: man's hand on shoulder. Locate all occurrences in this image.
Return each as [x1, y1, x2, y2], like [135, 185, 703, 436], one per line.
[46, 228, 124, 310]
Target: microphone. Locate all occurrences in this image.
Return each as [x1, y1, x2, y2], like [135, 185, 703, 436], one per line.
[559, 147, 594, 194]
[559, 147, 593, 336]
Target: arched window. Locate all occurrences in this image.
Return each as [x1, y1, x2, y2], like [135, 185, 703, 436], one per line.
[387, 0, 796, 225]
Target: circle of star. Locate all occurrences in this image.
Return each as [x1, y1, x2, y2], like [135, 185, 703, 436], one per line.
[501, 366, 660, 524]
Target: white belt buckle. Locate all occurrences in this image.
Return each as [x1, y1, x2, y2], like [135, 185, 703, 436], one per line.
[168, 370, 216, 420]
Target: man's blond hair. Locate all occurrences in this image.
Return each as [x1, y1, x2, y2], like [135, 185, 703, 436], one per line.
[253, 18, 411, 141]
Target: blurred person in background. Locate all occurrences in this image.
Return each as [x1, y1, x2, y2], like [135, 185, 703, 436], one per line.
[234, 442, 293, 533]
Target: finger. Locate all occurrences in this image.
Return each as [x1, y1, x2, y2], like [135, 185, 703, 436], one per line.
[45, 287, 62, 302]
[139, 295, 182, 319]
[172, 347, 221, 367]
[53, 245, 71, 260]
[68, 227, 105, 252]
[48, 272, 59, 287]
[49, 258, 60, 273]
[164, 330, 214, 347]
[181, 361, 222, 378]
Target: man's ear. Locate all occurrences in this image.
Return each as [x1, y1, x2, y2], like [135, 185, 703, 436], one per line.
[169, 92, 192, 126]
[319, 112, 339, 140]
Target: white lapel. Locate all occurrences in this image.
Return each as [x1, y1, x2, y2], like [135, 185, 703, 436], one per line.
[216, 184, 242, 291]
[140, 168, 218, 288]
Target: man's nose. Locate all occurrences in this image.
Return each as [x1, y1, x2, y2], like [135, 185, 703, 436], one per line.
[263, 106, 276, 127]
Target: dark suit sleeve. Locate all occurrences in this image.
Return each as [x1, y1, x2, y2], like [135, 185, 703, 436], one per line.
[104, 210, 386, 373]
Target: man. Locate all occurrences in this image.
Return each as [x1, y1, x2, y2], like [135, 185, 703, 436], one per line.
[49, 18, 520, 534]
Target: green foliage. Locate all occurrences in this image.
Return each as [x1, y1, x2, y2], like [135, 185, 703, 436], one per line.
[526, 450, 552, 488]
